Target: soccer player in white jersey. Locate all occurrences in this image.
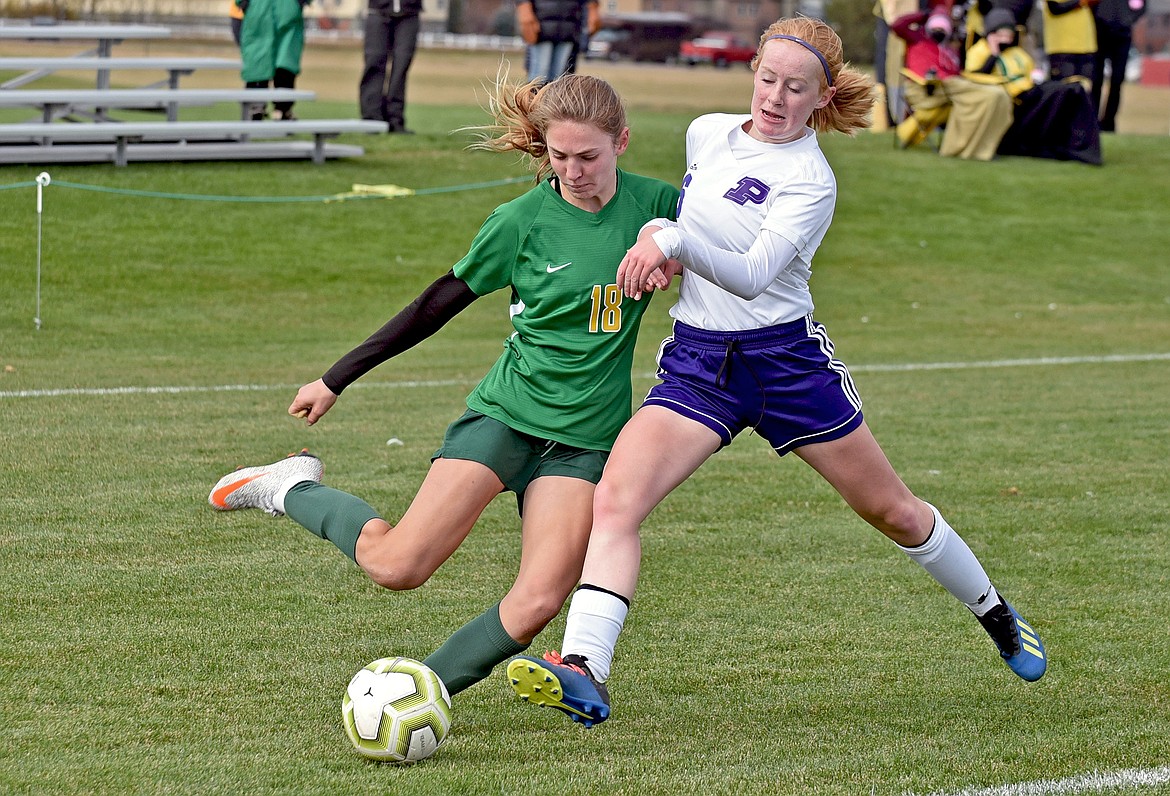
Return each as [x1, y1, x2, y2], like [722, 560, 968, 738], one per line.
[208, 74, 678, 700]
[508, 17, 1046, 729]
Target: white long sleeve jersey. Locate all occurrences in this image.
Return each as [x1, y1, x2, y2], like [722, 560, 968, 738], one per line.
[653, 113, 837, 332]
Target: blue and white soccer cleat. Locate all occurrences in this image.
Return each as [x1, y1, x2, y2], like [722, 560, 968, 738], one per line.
[507, 651, 610, 728]
[208, 449, 323, 517]
[977, 599, 1047, 681]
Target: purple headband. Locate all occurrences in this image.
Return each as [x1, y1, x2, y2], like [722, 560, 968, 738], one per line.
[766, 34, 834, 87]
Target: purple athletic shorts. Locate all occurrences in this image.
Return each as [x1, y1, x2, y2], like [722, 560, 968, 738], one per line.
[642, 316, 864, 455]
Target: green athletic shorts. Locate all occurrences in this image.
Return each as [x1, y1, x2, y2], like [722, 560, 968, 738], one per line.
[432, 409, 608, 498]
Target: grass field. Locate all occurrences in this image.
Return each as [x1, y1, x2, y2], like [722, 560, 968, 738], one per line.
[2, 41, 1170, 796]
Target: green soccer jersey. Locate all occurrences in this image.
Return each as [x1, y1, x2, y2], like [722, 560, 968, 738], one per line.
[453, 169, 679, 451]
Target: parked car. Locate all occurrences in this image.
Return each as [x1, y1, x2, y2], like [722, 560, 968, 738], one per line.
[587, 12, 697, 63]
[585, 28, 630, 61]
[679, 31, 757, 68]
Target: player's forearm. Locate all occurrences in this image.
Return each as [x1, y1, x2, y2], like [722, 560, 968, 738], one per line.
[322, 270, 478, 394]
[653, 227, 798, 300]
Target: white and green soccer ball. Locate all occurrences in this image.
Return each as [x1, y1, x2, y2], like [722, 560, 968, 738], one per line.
[342, 657, 453, 763]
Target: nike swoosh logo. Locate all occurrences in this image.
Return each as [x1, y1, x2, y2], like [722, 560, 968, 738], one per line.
[546, 262, 572, 273]
[210, 473, 267, 508]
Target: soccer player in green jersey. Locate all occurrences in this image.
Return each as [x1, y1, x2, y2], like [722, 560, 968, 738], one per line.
[208, 73, 680, 698]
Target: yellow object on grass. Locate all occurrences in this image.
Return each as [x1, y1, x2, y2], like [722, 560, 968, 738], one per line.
[350, 183, 416, 198]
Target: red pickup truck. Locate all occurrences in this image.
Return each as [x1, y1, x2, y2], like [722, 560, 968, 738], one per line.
[679, 31, 757, 68]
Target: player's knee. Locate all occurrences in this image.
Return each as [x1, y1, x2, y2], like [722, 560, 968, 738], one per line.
[363, 558, 433, 591]
[508, 596, 563, 640]
[592, 477, 640, 531]
[862, 497, 928, 542]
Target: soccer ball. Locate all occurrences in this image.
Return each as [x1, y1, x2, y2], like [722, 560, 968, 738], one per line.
[342, 657, 453, 763]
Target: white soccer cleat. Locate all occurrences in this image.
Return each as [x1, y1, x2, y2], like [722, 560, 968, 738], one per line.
[208, 449, 323, 517]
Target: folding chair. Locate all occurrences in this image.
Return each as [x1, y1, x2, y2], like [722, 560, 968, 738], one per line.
[894, 67, 951, 149]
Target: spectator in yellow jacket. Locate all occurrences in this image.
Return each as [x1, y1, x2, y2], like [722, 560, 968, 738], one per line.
[1041, 0, 1098, 85]
[969, 8, 1102, 163]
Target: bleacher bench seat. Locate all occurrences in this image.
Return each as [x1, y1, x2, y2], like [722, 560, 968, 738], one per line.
[0, 57, 241, 90]
[0, 88, 316, 122]
[0, 119, 389, 165]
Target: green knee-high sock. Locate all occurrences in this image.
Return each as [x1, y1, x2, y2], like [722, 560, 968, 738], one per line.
[424, 602, 527, 696]
[282, 481, 379, 563]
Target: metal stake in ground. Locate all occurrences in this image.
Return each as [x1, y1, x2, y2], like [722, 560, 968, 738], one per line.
[34, 171, 49, 331]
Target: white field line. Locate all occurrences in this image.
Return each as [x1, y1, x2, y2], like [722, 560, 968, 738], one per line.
[849, 352, 1170, 373]
[2, 352, 1169, 401]
[0, 378, 476, 400]
[916, 765, 1170, 796]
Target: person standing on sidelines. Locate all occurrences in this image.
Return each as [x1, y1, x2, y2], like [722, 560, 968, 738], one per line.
[238, 0, 310, 121]
[508, 16, 1047, 729]
[1091, 0, 1146, 131]
[1042, 0, 1099, 85]
[516, 0, 601, 83]
[208, 74, 679, 699]
[359, 0, 422, 133]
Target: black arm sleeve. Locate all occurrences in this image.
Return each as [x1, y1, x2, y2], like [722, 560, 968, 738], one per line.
[321, 270, 479, 395]
[975, 54, 999, 73]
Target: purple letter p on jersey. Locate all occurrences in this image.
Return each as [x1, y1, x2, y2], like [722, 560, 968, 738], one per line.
[723, 177, 771, 206]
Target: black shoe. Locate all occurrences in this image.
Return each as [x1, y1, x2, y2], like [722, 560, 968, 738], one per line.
[387, 123, 415, 135]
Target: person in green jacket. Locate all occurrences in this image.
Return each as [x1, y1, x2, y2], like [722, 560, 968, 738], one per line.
[238, 0, 309, 120]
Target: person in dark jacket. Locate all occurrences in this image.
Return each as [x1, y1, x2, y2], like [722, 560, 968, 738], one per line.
[1091, 0, 1145, 131]
[360, 0, 421, 133]
[516, 0, 599, 83]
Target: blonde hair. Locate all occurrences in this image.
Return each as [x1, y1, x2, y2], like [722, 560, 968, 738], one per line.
[468, 72, 628, 181]
[753, 17, 875, 135]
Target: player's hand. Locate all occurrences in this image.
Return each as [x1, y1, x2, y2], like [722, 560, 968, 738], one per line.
[289, 379, 337, 426]
[618, 236, 669, 299]
[658, 258, 684, 289]
[639, 258, 684, 293]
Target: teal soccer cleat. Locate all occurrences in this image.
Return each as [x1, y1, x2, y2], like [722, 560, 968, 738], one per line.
[977, 599, 1047, 681]
[507, 651, 610, 728]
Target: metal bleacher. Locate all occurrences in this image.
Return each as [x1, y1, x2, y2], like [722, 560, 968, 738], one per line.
[0, 21, 387, 166]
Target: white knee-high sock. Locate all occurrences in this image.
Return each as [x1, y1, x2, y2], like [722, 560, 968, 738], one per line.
[898, 504, 1000, 616]
[562, 585, 629, 683]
